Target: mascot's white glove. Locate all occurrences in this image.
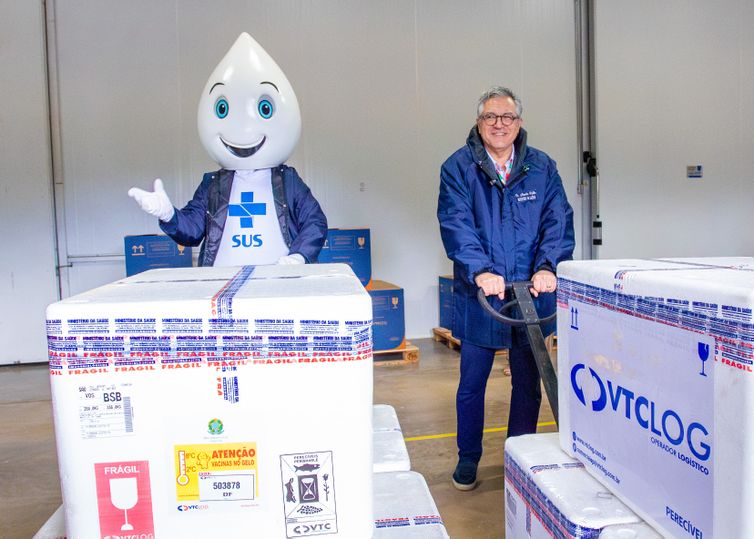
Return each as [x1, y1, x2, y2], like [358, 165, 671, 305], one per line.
[128, 179, 175, 222]
[277, 254, 305, 265]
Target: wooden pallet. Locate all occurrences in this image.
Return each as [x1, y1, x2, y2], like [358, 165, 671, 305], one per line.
[373, 341, 420, 366]
[432, 327, 509, 359]
[432, 327, 460, 350]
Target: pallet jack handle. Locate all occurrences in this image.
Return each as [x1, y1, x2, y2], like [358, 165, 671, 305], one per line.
[477, 281, 559, 427]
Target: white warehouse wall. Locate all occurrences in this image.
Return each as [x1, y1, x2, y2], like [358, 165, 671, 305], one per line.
[594, 0, 754, 258]
[0, 0, 59, 364]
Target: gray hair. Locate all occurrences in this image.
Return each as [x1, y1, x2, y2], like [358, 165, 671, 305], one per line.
[477, 86, 523, 118]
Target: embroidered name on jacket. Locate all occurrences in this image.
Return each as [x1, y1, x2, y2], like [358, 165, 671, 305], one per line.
[515, 190, 537, 203]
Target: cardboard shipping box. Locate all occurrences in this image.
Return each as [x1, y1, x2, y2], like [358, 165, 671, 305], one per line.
[368, 281, 405, 352]
[46, 263, 373, 538]
[438, 275, 453, 330]
[124, 235, 192, 276]
[317, 229, 371, 288]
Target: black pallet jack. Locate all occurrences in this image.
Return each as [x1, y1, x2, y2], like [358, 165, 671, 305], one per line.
[477, 281, 559, 426]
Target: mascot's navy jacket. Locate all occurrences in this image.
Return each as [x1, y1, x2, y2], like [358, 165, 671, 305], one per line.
[160, 165, 327, 267]
[438, 126, 575, 349]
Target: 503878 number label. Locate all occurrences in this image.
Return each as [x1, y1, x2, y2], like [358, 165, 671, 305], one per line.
[198, 472, 255, 502]
[213, 481, 241, 490]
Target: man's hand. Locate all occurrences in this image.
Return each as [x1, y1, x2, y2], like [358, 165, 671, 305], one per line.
[128, 178, 175, 222]
[530, 269, 557, 297]
[475, 272, 506, 300]
[277, 254, 305, 265]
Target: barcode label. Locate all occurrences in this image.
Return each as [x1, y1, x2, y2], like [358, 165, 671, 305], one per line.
[123, 396, 133, 433]
[78, 383, 135, 439]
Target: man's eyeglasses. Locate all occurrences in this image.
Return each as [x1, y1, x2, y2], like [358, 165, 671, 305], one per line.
[479, 113, 519, 126]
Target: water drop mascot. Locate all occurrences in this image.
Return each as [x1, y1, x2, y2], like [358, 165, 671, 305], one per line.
[128, 32, 327, 266]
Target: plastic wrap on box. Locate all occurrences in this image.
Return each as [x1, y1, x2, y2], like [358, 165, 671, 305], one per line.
[373, 404, 402, 432]
[46, 263, 373, 538]
[373, 430, 411, 473]
[505, 433, 640, 539]
[373, 471, 448, 538]
[557, 257, 754, 538]
[598, 522, 662, 539]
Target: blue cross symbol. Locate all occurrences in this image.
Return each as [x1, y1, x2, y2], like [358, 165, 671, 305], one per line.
[228, 192, 266, 228]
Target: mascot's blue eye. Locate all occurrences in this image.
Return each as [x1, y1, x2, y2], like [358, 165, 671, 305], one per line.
[258, 99, 274, 119]
[215, 98, 229, 119]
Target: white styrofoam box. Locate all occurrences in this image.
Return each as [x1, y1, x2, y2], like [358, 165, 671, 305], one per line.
[373, 471, 449, 538]
[556, 257, 754, 538]
[505, 433, 640, 539]
[599, 522, 663, 539]
[32, 505, 66, 539]
[39, 470, 451, 539]
[373, 403, 402, 432]
[46, 263, 373, 538]
[373, 430, 411, 473]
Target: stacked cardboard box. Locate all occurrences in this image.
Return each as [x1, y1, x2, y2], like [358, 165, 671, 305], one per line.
[438, 275, 453, 330]
[369, 281, 406, 352]
[556, 257, 754, 537]
[318, 228, 406, 353]
[317, 228, 372, 288]
[46, 264, 373, 537]
[124, 234, 192, 276]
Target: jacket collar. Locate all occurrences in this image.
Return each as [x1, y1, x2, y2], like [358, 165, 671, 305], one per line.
[467, 126, 529, 187]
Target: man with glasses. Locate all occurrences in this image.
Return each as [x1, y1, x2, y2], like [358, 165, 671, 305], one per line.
[437, 86, 574, 491]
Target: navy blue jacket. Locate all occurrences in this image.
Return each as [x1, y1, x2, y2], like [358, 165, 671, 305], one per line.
[438, 126, 574, 348]
[160, 165, 327, 266]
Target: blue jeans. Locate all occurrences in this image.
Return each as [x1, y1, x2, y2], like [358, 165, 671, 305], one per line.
[456, 329, 542, 463]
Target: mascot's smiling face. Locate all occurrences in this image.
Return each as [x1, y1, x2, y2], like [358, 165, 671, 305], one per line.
[197, 32, 301, 170]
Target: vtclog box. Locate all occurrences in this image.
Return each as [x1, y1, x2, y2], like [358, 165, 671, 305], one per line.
[369, 281, 406, 352]
[317, 228, 371, 288]
[124, 234, 192, 276]
[46, 263, 373, 538]
[557, 257, 754, 538]
[505, 433, 641, 539]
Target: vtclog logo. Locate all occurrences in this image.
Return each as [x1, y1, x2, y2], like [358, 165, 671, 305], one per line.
[570, 363, 711, 462]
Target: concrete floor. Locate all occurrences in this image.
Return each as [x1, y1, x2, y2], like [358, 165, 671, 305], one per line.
[0, 338, 556, 538]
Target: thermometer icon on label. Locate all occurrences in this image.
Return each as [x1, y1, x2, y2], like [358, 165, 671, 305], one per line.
[177, 450, 190, 486]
